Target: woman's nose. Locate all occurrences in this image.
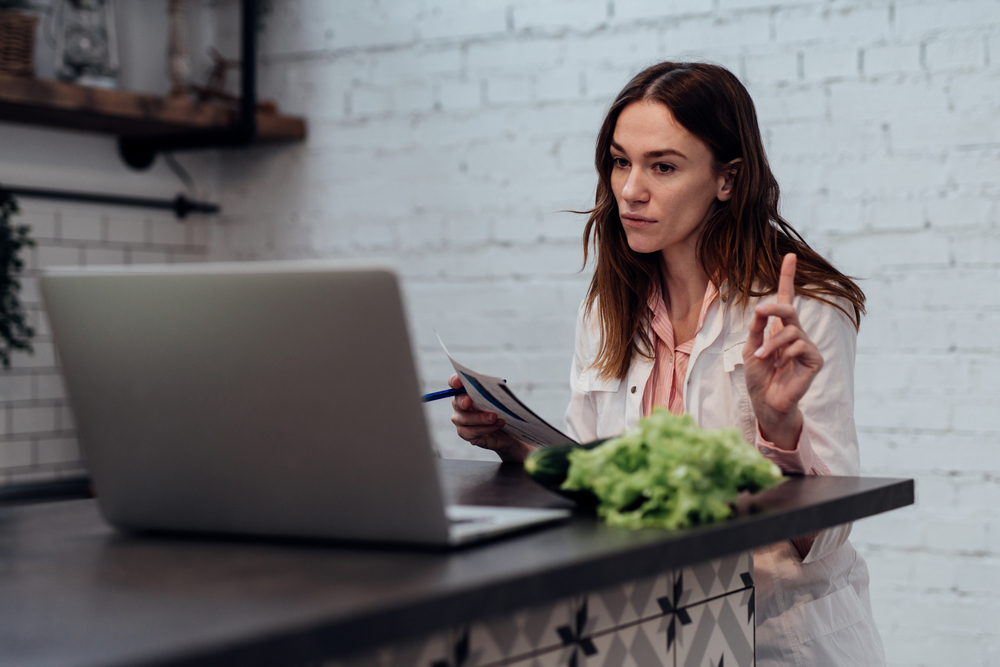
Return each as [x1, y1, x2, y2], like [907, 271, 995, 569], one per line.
[621, 169, 648, 203]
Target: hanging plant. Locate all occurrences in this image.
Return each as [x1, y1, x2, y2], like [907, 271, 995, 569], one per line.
[0, 187, 34, 367]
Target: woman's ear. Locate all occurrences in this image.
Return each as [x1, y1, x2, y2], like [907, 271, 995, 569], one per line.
[717, 158, 742, 202]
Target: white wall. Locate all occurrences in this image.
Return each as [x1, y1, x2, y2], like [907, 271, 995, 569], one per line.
[208, 1, 1000, 665]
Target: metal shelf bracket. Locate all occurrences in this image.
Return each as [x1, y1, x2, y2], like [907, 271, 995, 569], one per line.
[117, 0, 258, 170]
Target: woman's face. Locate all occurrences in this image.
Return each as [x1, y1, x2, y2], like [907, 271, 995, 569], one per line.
[609, 101, 733, 259]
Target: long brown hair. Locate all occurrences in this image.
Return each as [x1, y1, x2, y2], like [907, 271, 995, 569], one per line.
[583, 62, 865, 380]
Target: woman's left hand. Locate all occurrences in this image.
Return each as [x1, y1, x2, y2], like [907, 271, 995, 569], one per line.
[742, 253, 824, 450]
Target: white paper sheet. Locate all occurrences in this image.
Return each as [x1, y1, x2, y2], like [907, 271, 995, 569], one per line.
[438, 334, 577, 448]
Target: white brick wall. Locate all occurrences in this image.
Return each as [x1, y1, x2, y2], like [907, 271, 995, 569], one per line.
[205, 0, 1000, 662]
[0, 123, 214, 484]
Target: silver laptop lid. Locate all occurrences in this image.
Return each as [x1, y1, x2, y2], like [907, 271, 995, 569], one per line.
[41, 260, 451, 544]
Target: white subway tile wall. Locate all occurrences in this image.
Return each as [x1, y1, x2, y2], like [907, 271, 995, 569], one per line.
[0, 199, 210, 485]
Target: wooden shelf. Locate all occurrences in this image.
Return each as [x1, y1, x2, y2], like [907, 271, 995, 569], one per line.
[0, 74, 306, 141]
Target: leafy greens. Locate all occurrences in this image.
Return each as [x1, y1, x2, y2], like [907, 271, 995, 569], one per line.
[562, 408, 785, 529]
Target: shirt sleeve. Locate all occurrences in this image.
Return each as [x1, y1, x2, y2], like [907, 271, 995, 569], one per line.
[755, 423, 832, 559]
[754, 422, 832, 476]
[564, 299, 599, 443]
[754, 295, 860, 564]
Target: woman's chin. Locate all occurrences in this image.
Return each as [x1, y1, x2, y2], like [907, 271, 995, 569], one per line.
[625, 236, 664, 255]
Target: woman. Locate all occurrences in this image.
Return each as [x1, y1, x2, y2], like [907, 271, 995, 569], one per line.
[449, 62, 884, 666]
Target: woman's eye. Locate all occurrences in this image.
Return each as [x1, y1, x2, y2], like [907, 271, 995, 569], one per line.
[654, 163, 674, 173]
[612, 157, 629, 168]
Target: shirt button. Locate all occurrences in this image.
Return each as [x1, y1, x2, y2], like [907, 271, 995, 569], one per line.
[669, 354, 674, 363]
[759, 447, 771, 456]
[722, 296, 728, 303]
[631, 386, 637, 394]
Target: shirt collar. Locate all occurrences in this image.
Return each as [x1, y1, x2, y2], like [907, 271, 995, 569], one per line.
[647, 277, 720, 344]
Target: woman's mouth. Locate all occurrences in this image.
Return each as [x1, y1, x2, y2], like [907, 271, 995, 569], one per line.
[621, 214, 656, 229]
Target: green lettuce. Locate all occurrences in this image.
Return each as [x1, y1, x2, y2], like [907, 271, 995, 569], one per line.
[562, 408, 785, 529]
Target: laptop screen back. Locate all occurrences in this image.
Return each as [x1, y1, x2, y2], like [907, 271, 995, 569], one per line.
[41, 261, 451, 544]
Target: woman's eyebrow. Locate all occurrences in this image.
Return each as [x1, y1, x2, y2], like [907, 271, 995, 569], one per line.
[610, 141, 687, 160]
[645, 148, 687, 159]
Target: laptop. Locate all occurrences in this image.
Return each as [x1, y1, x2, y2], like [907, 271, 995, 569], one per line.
[40, 260, 570, 546]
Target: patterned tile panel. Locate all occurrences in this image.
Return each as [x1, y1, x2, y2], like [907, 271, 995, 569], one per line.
[674, 589, 755, 667]
[500, 646, 569, 667]
[502, 613, 678, 667]
[676, 552, 753, 609]
[326, 550, 755, 667]
[468, 595, 579, 665]
[587, 571, 673, 635]
[586, 615, 676, 667]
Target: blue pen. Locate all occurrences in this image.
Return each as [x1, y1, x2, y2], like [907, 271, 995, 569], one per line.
[422, 387, 467, 402]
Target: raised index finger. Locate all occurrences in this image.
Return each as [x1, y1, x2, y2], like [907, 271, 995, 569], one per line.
[777, 253, 797, 305]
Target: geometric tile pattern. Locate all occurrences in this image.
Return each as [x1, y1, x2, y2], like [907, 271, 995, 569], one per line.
[657, 574, 694, 653]
[587, 572, 673, 635]
[323, 552, 754, 667]
[675, 590, 755, 667]
[676, 551, 753, 608]
[566, 614, 675, 667]
[468, 596, 579, 665]
[555, 597, 599, 666]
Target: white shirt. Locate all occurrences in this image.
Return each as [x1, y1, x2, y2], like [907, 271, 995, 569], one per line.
[564, 291, 886, 667]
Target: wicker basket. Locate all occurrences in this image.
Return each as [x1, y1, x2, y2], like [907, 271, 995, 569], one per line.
[0, 10, 38, 77]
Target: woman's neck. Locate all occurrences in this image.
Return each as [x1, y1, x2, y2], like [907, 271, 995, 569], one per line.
[659, 248, 710, 317]
[658, 248, 711, 346]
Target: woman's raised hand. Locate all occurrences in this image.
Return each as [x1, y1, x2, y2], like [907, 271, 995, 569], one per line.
[742, 254, 824, 451]
[448, 374, 536, 462]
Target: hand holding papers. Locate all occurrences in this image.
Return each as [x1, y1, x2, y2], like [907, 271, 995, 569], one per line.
[438, 334, 577, 448]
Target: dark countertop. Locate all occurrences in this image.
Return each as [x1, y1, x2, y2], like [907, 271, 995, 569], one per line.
[0, 460, 913, 667]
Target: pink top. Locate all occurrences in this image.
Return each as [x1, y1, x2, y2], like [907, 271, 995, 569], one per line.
[640, 278, 829, 557]
[641, 280, 718, 417]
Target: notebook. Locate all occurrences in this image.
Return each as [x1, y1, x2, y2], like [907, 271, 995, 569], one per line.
[40, 260, 570, 546]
